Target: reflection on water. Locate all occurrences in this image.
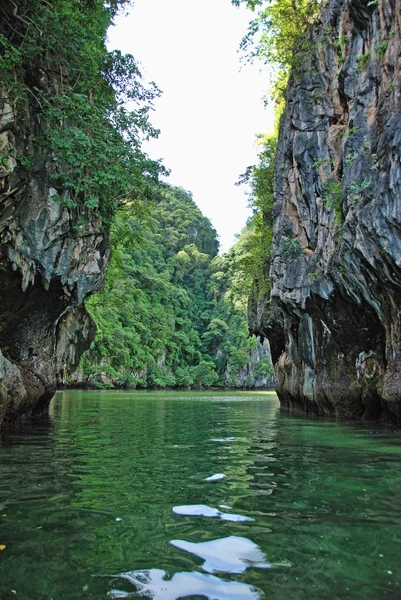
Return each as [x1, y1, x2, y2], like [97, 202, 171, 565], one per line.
[172, 504, 254, 522]
[170, 536, 271, 573]
[204, 473, 226, 482]
[108, 568, 262, 599]
[0, 389, 400, 600]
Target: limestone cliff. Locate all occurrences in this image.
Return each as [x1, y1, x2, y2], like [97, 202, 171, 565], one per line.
[251, 0, 401, 422]
[224, 340, 274, 389]
[0, 88, 109, 425]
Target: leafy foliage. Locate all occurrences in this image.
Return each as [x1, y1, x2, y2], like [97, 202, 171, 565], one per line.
[78, 186, 272, 389]
[235, 134, 276, 307]
[0, 0, 165, 220]
[1, 1, 276, 390]
[232, 0, 320, 123]
[322, 180, 343, 224]
[280, 235, 304, 260]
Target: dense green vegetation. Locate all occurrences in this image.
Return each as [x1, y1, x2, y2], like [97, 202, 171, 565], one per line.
[1, 0, 274, 391]
[77, 186, 272, 389]
[236, 134, 276, 303]
[1, 0, 320, 389]
[0, 0, 164, 221]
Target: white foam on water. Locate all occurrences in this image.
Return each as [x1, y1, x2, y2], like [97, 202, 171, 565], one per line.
[170, 535, 271, 574]
[109, 568, 261, 599]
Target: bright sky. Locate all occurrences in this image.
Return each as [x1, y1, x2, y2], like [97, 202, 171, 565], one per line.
[108, 0, 273, 253]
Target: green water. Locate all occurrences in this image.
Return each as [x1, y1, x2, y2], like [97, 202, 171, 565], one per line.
[0, 390, 400, 600]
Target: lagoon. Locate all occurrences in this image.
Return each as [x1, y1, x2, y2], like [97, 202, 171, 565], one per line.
[0, 390, 400, 599]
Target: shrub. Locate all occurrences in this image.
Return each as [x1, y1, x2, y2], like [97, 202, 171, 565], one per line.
[280, 236, 304, 259]
[322, 180, 343, 224]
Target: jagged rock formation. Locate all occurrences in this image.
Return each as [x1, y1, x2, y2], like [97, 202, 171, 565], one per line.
[251, 0, 401, 422]
[0, 91, 109, 425]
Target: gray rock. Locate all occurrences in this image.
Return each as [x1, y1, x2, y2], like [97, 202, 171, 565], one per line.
[250, 0, 401, 423]
[0, 62, 109, 425]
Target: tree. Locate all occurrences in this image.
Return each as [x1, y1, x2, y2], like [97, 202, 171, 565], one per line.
[78, 184, 272, 389]
[0, 0, 165, 220]
[192, 362, 219, 389]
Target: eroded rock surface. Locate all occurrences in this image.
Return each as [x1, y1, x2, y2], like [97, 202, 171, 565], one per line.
[0, 91, 109, 426]
[251, 0, 401, 422]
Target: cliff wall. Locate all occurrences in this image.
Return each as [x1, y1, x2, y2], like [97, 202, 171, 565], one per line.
[0, 87, 109, 425]
[251, 0, 401, 422]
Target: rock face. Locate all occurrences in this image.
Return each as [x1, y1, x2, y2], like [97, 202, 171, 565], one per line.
[251, 0, 401, 422]
[0, 90, 109, 425]
[224, 339, 274, 389]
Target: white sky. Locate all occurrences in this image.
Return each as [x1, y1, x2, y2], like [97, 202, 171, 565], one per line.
[108, 0, 274, 253]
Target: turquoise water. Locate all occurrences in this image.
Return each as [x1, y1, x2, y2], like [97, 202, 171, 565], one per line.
[0, 390, 400, 599]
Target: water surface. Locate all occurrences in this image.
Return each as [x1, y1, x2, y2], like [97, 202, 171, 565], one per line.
[0, 390, 400, 599]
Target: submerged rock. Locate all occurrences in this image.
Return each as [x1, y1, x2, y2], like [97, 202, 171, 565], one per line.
[250, 0, 401, 423]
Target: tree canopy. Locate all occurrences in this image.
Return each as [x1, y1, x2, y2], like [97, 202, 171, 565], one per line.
[77, 185, 273, 389]
[0, 0, 165, 220]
